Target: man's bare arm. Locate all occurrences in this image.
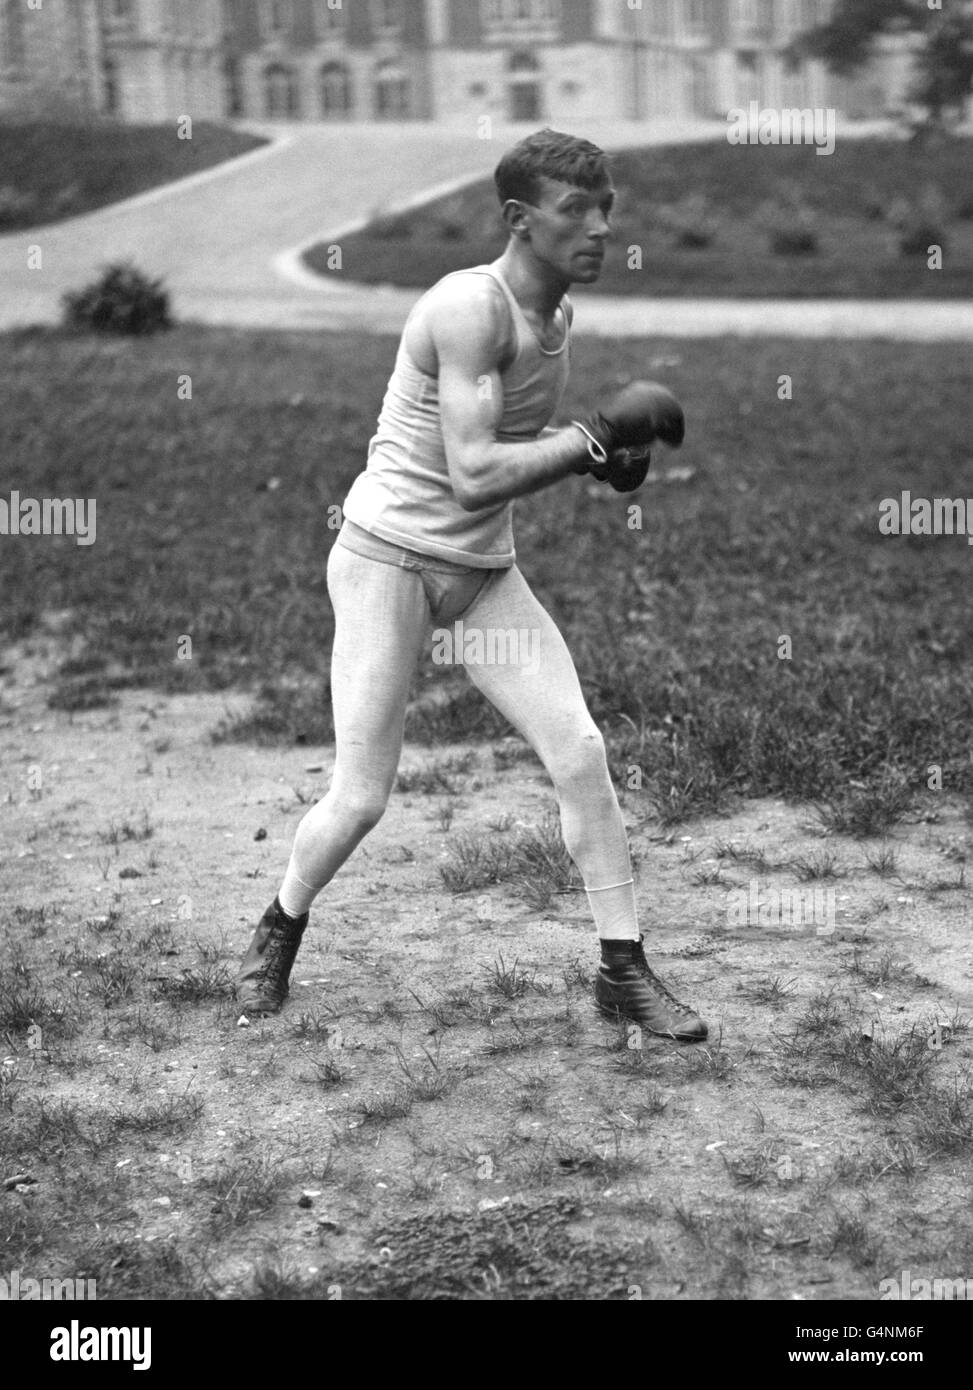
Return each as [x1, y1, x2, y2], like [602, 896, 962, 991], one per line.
[430, 281, 589, 511]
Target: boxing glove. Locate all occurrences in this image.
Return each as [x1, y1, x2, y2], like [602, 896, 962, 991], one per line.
[572, 380, 685, 470]
[605, 444, 652, 493]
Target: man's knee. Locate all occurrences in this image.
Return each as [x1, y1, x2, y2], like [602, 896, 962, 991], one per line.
[340, 787, 389, 834]
[550, 728, 610, 789]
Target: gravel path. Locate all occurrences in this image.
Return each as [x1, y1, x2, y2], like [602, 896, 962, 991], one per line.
[2, 118, 969, 340]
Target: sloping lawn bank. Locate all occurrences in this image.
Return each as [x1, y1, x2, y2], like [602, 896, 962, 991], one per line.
[0, 119, 268, 229]
[302, 136, 973, 299]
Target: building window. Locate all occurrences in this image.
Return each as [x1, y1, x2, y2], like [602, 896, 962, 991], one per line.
[483, 0, 558, 19]
[106, 0, 136, 23]
[781, 54, 809, 104]
[223, 54, 244, 115]
[371, 0, 401, 35]
[320, 60, 352, 115]
[103, 53, 120, 113]
[264, 0, 293, 41]
[481, 0, 560, 40]
[375, 58, 409, 117]
[507, 48, 541, 120]
[264, 61, 300, 116]
[1, 0, 27, 72]
[735, 0, 774, 48]
[735, 0, 774, 33]
[508, 48, 540, 73]
[733, 0, 764, 44]
[316, 0, 346, 36]
[683, 0, 707, 37]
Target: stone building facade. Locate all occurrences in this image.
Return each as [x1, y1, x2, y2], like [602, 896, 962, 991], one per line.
[0, 0, 921, 126]
[0, 0, 106, 117]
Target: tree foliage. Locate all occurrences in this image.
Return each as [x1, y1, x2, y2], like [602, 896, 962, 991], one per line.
[792, 0, 973, 123]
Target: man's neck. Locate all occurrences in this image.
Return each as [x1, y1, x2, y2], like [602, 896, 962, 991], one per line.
[494, 245, 567, 322]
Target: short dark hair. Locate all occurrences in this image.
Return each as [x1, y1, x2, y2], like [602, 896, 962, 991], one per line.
[494, 128, 611, 206]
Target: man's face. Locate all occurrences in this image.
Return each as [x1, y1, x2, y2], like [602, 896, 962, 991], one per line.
[514, 175, 616, 283]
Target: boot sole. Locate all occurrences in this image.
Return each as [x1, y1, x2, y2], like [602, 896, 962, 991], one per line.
[234, 993, 287, 1016]
[595, 998, 708, 1043]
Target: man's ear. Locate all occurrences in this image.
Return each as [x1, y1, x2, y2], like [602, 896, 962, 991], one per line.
[501, 199, 531, 240]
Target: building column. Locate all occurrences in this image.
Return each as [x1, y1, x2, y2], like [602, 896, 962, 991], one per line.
[425, 0, 449, 47]
[710, 47, 733, 114]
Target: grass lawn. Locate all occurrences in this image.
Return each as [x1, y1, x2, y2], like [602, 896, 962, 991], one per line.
[2, 325, 972, 1304]
[0, 119, 268, 230]
[1, 323, 971, 824]
[303, 135, 973, 298]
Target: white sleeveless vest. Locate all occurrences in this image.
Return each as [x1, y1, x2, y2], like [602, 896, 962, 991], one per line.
[342, 263, 571, 567]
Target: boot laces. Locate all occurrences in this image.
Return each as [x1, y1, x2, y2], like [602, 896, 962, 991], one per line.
[257, 915, 301, 985]
[634, 950, 696, 1019]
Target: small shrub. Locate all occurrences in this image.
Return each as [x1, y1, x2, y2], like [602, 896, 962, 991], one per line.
[816, 772, 914, 838]
[770, 223, 818, 257]
[486, 954, 534, 1001]
[152, 964, 232, 1003]
[900, 218, 948, 258]
[759, 187, 820, 256]
[434, 216, 465, 242]
[62, 261, 172, 336]
[439, 833, 514, 892]
[657, 194, 719, 249]
[888, 184, 949, 256]
[859, 183, 887, 221]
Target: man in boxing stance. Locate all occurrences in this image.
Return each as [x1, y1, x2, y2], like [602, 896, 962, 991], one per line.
[234, 128, 708, 1043]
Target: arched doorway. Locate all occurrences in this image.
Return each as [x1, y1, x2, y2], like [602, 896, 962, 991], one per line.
[223, 55, 244, 118]
[103, 55, 119, 115]
[320, 60, 352, 118]
[264, 62, 300, 119]
[507, 50, 542, 121]
[375, 59, 409, 118]
[735, 49, 766, 108]
[780, 50, 810, 110]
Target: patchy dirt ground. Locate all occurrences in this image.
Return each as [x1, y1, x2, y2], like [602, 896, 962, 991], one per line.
[2, 623, 972, 1301]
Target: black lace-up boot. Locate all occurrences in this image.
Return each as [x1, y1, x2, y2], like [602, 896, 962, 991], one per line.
[234, 899, 309, 1016]
[595, 936, 708, 1041]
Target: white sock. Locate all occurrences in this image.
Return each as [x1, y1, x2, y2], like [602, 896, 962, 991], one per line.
[277, 863, 317, 919]
[585, 878, 640, 941]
